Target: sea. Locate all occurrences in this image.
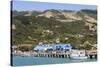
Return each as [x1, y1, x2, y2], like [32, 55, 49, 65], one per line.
[12, 56, 97, 66]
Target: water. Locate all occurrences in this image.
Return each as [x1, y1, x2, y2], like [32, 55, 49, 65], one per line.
[12, 56, 97, 66]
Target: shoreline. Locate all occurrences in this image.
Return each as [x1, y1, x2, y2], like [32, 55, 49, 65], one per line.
[12, 50, 97, 59]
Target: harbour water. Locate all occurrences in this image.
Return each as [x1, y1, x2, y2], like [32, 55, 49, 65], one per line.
[12, 56, 97, 66]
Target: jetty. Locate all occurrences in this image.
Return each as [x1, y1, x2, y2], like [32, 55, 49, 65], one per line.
[31, 51, 97, 59]
[32, 52, 71, 58]
[12, 44, 97, 59]
[86, 50, 97, 59]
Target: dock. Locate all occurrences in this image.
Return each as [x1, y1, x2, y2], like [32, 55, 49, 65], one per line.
[33, 52, 71, 58]
[12, 51, 97, 59]
[86, 50, 97, 59]
[31, 51, 97, 59]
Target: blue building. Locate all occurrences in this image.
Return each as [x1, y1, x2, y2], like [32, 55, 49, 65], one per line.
[52, 44, 72, 51]
[33, 44, 72, 52]
[34, 44, 53, 52]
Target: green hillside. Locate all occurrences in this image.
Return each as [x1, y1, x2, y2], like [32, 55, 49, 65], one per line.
[12, 9, 97, 50]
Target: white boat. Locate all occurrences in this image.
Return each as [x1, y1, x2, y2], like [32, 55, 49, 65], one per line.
[70, 50, 88, 60]
[70, 56, 88, 60]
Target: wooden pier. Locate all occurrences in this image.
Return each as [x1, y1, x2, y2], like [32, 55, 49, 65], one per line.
[86, 51, 97, 59]
[12, 50, 97, 59]
[32, 51, 97, 59]
[86, 50, 97, 59]
[33, 52, 71, 58]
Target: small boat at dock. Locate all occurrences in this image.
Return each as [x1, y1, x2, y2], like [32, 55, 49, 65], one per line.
[70, 56, 88, 60]
[70, 50, 88, 60]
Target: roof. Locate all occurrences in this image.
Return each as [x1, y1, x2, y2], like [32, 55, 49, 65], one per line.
[53, 44, 72, 49]
[33, 44, 72, 50]
[34, 44, 53, 51]
[86, 50, 97, 53]
[53, 44, 71, 47]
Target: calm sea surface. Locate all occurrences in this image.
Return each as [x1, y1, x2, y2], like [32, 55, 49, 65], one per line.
[12, 56, 97, 66]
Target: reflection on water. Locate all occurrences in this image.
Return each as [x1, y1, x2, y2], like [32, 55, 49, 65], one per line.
[12, 56, 97, 66]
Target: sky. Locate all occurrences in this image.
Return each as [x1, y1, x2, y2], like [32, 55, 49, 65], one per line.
[12, 1, 97, 11]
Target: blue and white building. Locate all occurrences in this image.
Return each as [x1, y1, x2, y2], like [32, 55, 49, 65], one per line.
[34, 44, 53, 52]
[53, 44, 72, 51]
[33, 44, 72, 52]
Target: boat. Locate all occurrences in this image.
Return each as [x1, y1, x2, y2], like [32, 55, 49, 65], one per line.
[70, 56, 88, 60]
[70, 50, 88, 60]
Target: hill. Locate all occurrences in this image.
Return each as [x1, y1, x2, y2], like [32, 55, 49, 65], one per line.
[11, 9, 97, 50]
